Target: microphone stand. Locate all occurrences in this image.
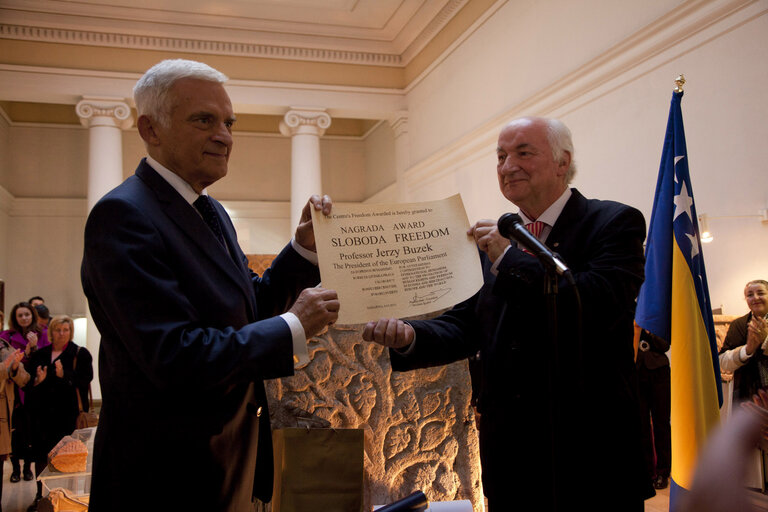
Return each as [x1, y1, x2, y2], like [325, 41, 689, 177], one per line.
[544, 265, 560, 512]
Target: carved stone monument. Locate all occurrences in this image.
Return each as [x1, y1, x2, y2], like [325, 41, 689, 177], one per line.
[265, 324, 483, 511]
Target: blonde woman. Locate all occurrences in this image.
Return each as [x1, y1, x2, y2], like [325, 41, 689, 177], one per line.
[25, 315, 93, 511]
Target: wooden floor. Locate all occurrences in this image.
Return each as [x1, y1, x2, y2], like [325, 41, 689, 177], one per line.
[645, 485, 670, 512]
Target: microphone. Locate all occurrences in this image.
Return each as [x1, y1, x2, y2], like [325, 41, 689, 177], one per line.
[497, 213, 571, 276]
[374, 491, 428, 512]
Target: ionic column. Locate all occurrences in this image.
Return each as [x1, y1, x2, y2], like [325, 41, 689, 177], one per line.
[279, 108, 331, 229]
[76, 97, 133, 211]
[388, 112, 410, 201]
[76, 96, 133, 400]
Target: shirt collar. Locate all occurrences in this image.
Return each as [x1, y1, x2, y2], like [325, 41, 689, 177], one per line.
[145, 155, 207, 205]
[518, 187, 572, 227]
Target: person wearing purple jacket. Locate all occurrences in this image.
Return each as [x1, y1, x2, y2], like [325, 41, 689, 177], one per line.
[0, 302, 48, 483]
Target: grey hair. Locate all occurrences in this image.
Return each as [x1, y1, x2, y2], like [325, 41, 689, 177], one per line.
[746, 280, 768, 291]
[133, 59, 228, 128]
[506, 116, 578, 184]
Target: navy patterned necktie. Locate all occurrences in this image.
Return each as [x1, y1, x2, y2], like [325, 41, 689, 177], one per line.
[193, 195, 226, 247]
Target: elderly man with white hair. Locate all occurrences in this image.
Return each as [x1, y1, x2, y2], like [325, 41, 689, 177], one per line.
[364, 117, 653, 511]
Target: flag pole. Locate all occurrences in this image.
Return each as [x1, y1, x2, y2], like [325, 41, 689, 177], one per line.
[674, 74, 686, 92]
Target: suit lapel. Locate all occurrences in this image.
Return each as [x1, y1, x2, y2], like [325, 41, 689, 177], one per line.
[546, 188, 587, 259]
[135, 161, 257, 315]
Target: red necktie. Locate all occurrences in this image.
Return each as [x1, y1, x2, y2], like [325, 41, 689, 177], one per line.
[521, 221, 546, 254]
[525, 221, 546, 239]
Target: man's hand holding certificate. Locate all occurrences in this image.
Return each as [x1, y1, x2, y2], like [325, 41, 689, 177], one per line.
[310, 194, 484, 325]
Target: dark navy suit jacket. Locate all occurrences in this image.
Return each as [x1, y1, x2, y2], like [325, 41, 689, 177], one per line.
[390, 189, 652, 509]
[81, 160, 320, 511]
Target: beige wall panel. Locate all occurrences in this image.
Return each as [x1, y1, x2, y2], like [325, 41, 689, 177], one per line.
[320, 138, 367, 202]
[5, 213, 87, 318]
[7, 126, 88, 198]
[363, 122, 396, 200]
[209, 134, 292, 201]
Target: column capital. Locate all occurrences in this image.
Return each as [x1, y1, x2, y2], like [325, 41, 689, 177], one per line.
[279, 108, 332, 137]
[76, 97, 133, 130]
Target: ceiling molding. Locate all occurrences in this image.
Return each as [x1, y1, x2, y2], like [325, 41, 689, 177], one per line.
[0, 23, 403, 67]
[0, 0, 473, 68]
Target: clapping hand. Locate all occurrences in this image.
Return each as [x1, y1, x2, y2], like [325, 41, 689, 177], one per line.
[25, 331, 38, 355]
[2, 349, 22, 371]
[35, 365, 47, 385]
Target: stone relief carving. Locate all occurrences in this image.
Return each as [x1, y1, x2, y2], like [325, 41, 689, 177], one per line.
[265, 323, 483, 511]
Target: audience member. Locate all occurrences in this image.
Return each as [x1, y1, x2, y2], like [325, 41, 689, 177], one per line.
[0, 302, 49, 483]
[24, 315, 93, 511]
[34, 304, 50, 328]
[719, 280, 768, 403]
[363, 116, 651, 511]
[636, 327, 671, 490]
[28, 297, 44, 308]
[0, 310, 30, 511]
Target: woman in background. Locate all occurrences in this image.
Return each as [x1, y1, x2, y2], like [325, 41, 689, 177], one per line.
[24, 315, 93, 511]
[0, 309, 30, 512]
[0, 302, 48, 483]
[720, 280, 768, 403]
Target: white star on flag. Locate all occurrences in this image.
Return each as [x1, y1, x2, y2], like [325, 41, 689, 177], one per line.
[673, 156, 684, 182]
[673, 180, 693, 222]
[686, 232, 700, 258]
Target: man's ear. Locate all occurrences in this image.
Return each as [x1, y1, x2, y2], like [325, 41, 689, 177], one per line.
[137, 115, 161, 146]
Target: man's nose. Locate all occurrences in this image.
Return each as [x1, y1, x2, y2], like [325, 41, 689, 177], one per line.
[499, 156, 517, 173]
[212, 123, 233, 145]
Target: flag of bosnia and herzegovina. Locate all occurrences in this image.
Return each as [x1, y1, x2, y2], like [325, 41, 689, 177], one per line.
[635, 90, 722, 507]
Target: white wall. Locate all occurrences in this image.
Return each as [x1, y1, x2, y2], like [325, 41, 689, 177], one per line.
[400, 0, 768, 315]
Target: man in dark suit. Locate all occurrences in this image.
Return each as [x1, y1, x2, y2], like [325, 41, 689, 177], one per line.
[363, 117, 652, 511]
[81, 59, 339, 512]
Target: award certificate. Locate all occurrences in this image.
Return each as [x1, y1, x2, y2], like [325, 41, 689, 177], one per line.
[311, 194, 483, 324]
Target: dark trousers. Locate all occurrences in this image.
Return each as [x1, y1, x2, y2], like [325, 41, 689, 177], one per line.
[638, 364, 671, 478]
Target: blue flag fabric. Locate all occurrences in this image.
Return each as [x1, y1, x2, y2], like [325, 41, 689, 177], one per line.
[635, 90, 722, 509]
